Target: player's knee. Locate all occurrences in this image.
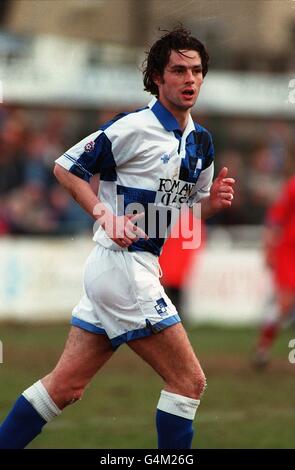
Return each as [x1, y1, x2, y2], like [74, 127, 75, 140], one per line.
[66, 387, 85, 406]
[185, 369, 207, 399]
[166, 368, 206, 400]
[45, 375, 87, 409]
[195, 370, 207, 397]
[61, 382, 87, 407]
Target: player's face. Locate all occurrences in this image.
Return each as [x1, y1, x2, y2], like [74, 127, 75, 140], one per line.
[154, 49, 203, 113]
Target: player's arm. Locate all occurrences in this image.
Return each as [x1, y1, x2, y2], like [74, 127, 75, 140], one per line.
[89, 173, 100, 195]
[54, 164, 102, 219]
[200, 167, 235, 219]
[53, 164, 147, 247]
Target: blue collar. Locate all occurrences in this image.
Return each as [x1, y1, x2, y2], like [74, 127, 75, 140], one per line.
[150, 99, 182, 132]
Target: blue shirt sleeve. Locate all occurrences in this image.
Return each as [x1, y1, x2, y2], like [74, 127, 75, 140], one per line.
[55, 131, 116, 182]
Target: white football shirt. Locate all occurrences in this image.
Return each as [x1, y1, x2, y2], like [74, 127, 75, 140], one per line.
[55, 97, 214, 256]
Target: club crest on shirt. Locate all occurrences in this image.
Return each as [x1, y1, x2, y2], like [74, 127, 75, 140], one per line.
[84, 141, 95, 153]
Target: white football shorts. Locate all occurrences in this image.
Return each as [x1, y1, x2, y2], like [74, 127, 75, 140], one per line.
[71, 244, 181, 348]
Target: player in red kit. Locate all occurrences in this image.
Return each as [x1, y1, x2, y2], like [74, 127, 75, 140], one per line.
[253, 176, 295, 368]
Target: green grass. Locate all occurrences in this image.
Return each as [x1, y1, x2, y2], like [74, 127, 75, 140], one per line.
[0, 323, 295, 448]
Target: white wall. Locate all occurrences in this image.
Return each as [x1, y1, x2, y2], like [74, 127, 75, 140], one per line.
[185, 247, 271, 325]
[0, 236, 271, 324]
[0, 237, 93, 320]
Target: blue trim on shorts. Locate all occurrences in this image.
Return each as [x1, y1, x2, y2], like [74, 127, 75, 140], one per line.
[110, 314, 181, 348]
[71, 316, 107, 336]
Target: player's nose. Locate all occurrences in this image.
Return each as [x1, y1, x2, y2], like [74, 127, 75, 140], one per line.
[184, 69, 195, 83]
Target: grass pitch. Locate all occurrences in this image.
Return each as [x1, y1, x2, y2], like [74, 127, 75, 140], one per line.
[0, 323, 295, 449]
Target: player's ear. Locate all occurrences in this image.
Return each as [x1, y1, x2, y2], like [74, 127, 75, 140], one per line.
[152, 72, 163, 87]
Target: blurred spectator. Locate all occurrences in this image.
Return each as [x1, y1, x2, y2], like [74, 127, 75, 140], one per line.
[0, 111, 26, 193]
[49, 185, 93, 235]
[245, 143, 283, 222]
[211, 149, 248, 225]
[5, 183, 56, 235]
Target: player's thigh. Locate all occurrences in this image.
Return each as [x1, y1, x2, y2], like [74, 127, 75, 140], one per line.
[43, 326, 114, 387]
[127, 323, 204, 388]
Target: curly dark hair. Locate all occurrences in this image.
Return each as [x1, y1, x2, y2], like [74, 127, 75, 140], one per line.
[143, 26, 209, 97]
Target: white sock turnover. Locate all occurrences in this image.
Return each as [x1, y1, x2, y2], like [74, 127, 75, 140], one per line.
[22, 380, 62, 422]
[157, 390, 200, 420]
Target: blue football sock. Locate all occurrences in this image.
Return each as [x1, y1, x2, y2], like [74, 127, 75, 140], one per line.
[156, 390, 200, 449]
[0, 395, 47, 449]
[156, 409, 194, 449]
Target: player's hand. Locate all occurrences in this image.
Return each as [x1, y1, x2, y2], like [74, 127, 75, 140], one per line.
[209, 167, 235, 211]
[108, 212, 149, 248]
[93, 203, 149, 247]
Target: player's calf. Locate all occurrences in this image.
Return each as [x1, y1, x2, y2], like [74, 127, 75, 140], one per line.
[0, 375, 89, 448]
[156, 361, 207, 449]
[156, 370, 206, 449]
[156, 389, 201, 449]
[0, 380, 61, 449]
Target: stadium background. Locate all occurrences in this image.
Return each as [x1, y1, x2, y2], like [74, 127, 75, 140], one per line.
[0, 0, 295, 448]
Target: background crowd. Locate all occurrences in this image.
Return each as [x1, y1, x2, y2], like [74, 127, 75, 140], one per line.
[1, 104, 294, 236]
